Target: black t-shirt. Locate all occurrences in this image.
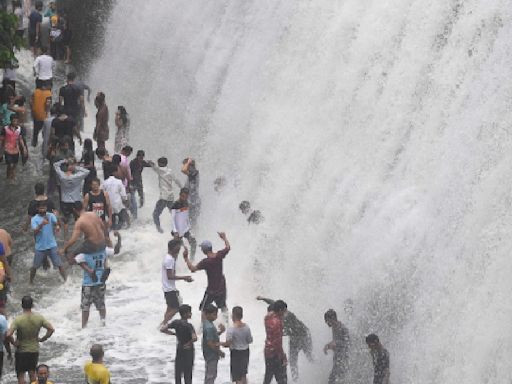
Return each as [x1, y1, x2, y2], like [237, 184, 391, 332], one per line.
[52, 116, 76, 140]
[27, 198, 56, 216]
[81, 149, 95, 168]
[130, 159, 150, 186]
[372, 347, 390, 384]
[87, 191, 107, 221]
[169, 319, 195, 350]
[102, 160, 117, 180]
[59, 84, 82, 117]
[28, 11, 42, 33]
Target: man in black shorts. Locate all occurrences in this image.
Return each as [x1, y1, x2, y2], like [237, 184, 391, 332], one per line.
[59, 72, 84, 130]
[28, 1, 43, 55]
[7, 296, 54, 384]
[160, 239, 193, 329]
[161, 304, 197, 384]
[183, 232, 230, 324]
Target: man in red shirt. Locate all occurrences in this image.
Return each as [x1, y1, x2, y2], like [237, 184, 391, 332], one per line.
[264, 300, 288, 384]
[183, 232, 230, 323]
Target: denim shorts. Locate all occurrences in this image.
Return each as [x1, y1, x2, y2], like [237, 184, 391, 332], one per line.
[34, 247, 62, 268]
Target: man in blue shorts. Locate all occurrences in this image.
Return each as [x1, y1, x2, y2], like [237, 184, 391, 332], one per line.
[30, 201, 66, 284]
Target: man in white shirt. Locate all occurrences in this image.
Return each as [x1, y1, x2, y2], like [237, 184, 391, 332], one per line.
[148, 157, 182, 233]
[160, 239, 193, 329]
[102, 175, 127, 230]
[171, 188, 197, 260]
[33, 46, 54, 89]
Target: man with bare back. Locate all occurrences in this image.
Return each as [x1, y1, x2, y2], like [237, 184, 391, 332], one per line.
[59, 201, 106, 259]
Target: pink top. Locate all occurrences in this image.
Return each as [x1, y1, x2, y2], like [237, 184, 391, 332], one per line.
[120, 154, 132, 188]
[3, 126, 21, 154]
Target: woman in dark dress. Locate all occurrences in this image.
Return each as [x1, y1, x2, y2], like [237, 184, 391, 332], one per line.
[62, 16, 72, 64]
[81, 138, 96, 195]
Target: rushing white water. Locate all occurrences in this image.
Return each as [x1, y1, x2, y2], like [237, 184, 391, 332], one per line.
[35, 0, 512, 383]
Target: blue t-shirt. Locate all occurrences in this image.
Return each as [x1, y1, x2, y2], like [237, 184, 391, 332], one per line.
[29, 10, 42, 33]
[202, 320, 219, 361]
[0, 243, 3, 256]
[76, 249, 106, 287]
[0, 314, 7, 346]
[31, 213, 58, 251]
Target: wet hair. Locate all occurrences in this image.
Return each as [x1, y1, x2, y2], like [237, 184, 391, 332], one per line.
[95, 92, 105, 106]
[73, 201, 83, 211]
[204, 304, 218, 315]
[50, 103, 60, 115]
[273, 300, 287, 313]
[117, 106, 128, 126]
[180, 188, 189, 195]
[36, 364, 49, 373]
[121, 145, 133, 154]
[60, 135, 72, 147]
[365, 334, 380, 344]
[49, 135, 59, 146]
[66, 72, 76, 81]
[324, 309, 337, 322]
[239, 201, 250, 211]
[136, 150, 145, 157]
[157, 157, 168, 167]
[112, 154, 121, 165]
[34, 182, 45, 195]
[90, 344, 104, 360]
[95, 147, 106, 158]
[21, 295, 33, 309]
[248, 210, 263, 224]
[37, 200, 48, 209]
[179, 304, 192, 317]
[83, 138, 93, 151]
[35, 0, 43, 10]
[168, 239, 181, 251]
[214, 176, 226, 191]
[232, 306, 243, 320]
[16, 95, 25, 106]
[9, 113, 18, 122]
[91, 177, 101, 185]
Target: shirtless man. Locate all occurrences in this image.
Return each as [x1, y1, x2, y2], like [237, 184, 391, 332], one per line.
[59, 201, 106, 260]
[0, 229, 13, 281]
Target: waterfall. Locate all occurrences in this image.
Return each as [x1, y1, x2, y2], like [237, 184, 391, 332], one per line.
[86, 0, 512, 382]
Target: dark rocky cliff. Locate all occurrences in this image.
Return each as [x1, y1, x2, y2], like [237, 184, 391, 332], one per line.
[56, 0, 115, 74]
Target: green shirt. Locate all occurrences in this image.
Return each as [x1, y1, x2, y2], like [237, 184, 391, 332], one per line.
[0, 104, 14, 127]
[202, 320, 219, 361]
[10, 313, 51, 352]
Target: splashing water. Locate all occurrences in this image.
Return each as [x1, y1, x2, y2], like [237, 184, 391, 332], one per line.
[28, 0, 512, 383]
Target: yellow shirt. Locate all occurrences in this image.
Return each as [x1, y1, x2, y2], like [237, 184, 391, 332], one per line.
[32, 88, 52, 122]
[84, 361, 111, 384]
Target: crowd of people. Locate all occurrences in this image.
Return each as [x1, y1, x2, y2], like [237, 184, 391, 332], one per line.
[0, 2, 391, 384]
